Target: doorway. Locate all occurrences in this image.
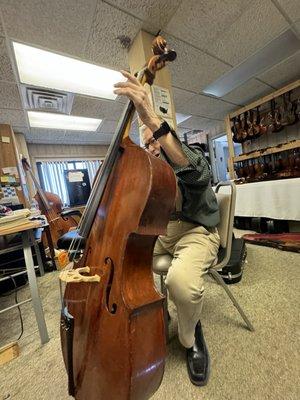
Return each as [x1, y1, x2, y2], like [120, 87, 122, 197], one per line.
[211, 134, 242, 183]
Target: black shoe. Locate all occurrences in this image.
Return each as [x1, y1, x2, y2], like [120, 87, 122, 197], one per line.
[186, 321, 210, 386]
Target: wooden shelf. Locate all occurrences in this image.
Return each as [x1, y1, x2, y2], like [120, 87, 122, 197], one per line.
[229, 79, 300, 119]
[226, 80, 300, 178]
[233, 140, 300, 162]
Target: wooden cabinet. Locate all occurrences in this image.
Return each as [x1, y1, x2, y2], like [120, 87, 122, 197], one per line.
[0, 124, 29, 207]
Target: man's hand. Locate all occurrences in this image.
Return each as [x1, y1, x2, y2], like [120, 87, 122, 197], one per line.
[113, 70, 161, 132]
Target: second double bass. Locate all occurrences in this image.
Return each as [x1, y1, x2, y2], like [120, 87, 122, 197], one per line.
[22, 157, 78, 246]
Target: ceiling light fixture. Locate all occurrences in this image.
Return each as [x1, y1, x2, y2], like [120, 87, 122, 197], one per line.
[13, 42, 126, 100]
[27, 111, 101, 131]
[203, 29, 300, 97]
[176, 113, 191, 124]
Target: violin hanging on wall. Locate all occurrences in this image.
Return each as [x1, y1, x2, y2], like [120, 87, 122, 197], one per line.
[21, 157, 79, 246]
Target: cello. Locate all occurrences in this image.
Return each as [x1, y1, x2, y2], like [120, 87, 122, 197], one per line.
[21, 157, 78, 246]
[59, 35, 177, 400]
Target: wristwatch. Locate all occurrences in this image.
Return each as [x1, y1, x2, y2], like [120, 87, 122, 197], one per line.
[153, 120, 171, 140]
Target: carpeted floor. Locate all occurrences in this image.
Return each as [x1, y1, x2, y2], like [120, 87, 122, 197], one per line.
[0, 243, 299, 400]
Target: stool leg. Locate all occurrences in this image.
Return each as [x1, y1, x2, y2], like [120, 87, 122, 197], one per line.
[209, 269, 254, 332]
[160, 275, 169, 343]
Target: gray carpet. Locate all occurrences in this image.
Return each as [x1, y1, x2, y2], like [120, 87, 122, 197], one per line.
[0, 243, 299, 400]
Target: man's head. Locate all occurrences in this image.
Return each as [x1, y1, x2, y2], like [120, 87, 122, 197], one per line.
[140, 125, 161, 157]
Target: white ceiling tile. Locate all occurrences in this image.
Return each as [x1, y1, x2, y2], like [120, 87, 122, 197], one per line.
[98, 119, 119, 134]
[64, 131, 112, 145]
[71, 96, 125, 119]
[163, 34, 230, 92]
[64, 131, 93, 141]
[0, 82, 22, 109]
[12, 126, 29, 135]
[107, 0, 181, 34]
[222, 78, 273, 105]
[206, 121, 226, 137]
[172, 86, 196, 111]
[85, 1, 142, 70]
[294, 19, 300, 34]
[0, 37, 15, 82]
[0, 108, 26, 125]
[25, 129, 66, 143]
[26, 138, 67, 144]
[0, 0, 97, 58]
[209, 0, 288, 65]
[258, 51, 300, 88]
[276, 0, 300, 23]
[179, 94, 236, 120]
[0, 16, 4, 37]
[165, 0, 250, 54]
[178, 115, 219, 131]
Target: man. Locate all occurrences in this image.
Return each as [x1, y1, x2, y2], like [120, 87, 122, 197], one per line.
[114, 71, 220, 386]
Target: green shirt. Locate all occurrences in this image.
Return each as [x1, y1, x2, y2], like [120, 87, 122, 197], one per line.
[161, 136, 220, 228]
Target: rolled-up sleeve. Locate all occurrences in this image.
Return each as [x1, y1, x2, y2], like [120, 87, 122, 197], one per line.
[161, 135, 211, 186]
[172, 142, 211, 186]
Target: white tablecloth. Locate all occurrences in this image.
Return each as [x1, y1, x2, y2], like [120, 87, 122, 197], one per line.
[217, 178, 300, 221]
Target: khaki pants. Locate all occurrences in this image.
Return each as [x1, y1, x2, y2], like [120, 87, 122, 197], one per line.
[154, 220, 220, 348]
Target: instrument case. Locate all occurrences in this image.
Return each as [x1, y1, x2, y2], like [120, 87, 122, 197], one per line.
[218, 237, 247, 284]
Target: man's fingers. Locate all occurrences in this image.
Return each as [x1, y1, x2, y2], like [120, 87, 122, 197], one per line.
[114, 81, 139, 91]
[120, 70, 140, 85]
[113, 88, 143, 105]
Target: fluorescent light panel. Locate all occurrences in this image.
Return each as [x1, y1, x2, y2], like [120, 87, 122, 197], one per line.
[28, 111, 101, 131]
[13, 42, 126, 100]
[176, 113, 191, 124]
[203, 29, 300, 97]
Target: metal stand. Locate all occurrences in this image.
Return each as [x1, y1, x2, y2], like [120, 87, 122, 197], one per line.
[29, 230, 45, 276]
[21, 230, 49, 344]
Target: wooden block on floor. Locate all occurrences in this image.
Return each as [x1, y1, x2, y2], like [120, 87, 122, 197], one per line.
[0, 342, 20, 365]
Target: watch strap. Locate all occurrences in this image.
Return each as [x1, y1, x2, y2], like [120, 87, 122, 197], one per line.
[153, 121, 171, 140]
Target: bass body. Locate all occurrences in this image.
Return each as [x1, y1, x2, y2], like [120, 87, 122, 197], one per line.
[61, 138, 176, 399]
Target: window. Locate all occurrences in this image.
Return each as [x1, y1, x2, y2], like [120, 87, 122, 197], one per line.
[37, 160, 102, 206]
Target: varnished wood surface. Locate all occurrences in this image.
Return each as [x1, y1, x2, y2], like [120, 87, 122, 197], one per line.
[0, 124, 27, 206]
[34, 190, 77, 247]
[61, 138, 176, 400]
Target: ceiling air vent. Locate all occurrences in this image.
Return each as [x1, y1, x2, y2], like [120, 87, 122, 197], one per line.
[20, 85, 74, 114]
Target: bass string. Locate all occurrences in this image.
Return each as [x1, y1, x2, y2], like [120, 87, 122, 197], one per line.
[66, 69, 146, 263]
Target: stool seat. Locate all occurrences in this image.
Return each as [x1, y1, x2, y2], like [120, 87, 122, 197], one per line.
[57, 229, 85, 250]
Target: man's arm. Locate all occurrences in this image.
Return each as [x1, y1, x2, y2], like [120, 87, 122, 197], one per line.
[113, 70, 210, 174]
[114, 71, 189, 167]
[148, 117, 189, 167]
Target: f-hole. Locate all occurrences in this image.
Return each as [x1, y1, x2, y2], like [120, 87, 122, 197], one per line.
[105, 257, 117, 314]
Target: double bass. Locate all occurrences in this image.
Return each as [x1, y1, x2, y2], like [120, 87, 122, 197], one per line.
[21, 157, 78, 246]
[59, 36, 177, 400]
